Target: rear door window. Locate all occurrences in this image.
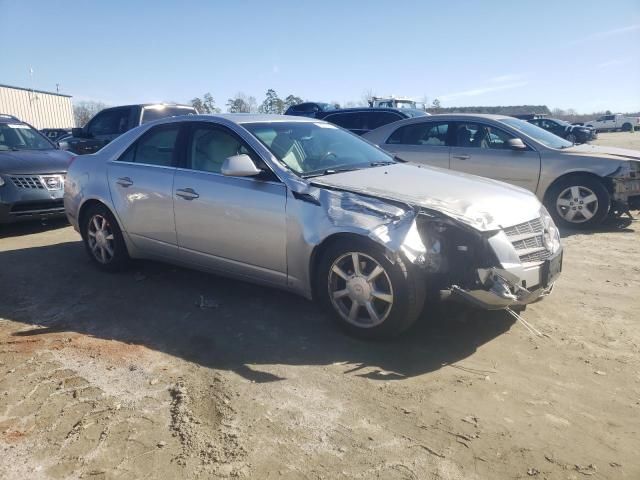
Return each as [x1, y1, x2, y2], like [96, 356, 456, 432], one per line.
[366, 112, 403, 130]
[323, 113, 365, 131]
[118, 125, 180, 166]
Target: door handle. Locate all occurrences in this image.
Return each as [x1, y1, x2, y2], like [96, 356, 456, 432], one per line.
[176, 188, 200, 200]
[116, 176, 133, 187]
[452, 155, 470, 160]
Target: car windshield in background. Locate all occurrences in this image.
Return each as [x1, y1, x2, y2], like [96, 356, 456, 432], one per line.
[500, 118, 573, 149]
[404, 109, 428, 118]
[244, 121, 394, 177]
[141, 106, 195, 124]
[0, 123, 53, 151]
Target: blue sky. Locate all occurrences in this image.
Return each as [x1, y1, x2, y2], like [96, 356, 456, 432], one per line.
[1, 0, 639, 113]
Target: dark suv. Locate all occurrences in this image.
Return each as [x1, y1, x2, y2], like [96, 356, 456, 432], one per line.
[0, 115, 74, 224]
[527, 117, 596, 144]
[59, 103, 197, 155]
[41, 128, 72, 142]
[318, 108, 428, 136]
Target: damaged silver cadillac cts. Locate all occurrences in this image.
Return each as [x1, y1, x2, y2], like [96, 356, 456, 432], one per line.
[64, 115, 563, 337]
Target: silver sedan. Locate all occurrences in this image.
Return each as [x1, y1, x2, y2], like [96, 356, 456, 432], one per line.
[64, 115, 562, 338]
[364, 114, 640, 229]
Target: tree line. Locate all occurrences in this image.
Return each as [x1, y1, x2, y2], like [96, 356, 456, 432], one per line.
[190, 89, 305, 114]
[72, 90, 637, 127]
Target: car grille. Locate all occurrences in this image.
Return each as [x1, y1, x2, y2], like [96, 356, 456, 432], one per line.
[503, 217, 551, 264]
[10, 174, 65, 190]
[503, 217, 543, 236]
[10, 176, 45, 189]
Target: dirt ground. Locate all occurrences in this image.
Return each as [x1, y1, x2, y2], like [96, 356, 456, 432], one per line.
[1, 132, 639, 479]
[592, 131, 640, 150]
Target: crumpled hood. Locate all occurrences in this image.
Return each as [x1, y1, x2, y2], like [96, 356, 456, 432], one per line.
[311, 163, 542, 231]
[0, 149, 73, 175]
[563, 144, 640, 162]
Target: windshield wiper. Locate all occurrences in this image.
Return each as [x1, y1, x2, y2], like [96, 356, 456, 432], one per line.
[370, 160, 396, 166]
[302, 166, 364, 178]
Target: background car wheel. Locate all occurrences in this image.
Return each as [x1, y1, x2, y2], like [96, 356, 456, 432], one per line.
[622, 123, 632, 132]
[545, 175, 610, 230]
[566, 133, 576, 144]
[317, 238, 426, 339]
[82, 204, 129, 272]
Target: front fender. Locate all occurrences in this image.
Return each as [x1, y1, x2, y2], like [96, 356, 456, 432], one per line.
[285, 187, 424, 298]
[538, 154, 626, 199]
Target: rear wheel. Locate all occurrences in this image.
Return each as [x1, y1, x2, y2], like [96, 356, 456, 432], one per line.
[317, 238, 426, 339]
[82, 204, 129, 272]
[622, 123, 633, 132]
[566, 133, 576, 144]
[545, 175, 610, 229]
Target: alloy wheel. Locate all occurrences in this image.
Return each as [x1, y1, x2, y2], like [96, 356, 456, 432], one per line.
[555, 185, 599, 224]
[87, 214, 115, 264]
[328, 252, 394, 328]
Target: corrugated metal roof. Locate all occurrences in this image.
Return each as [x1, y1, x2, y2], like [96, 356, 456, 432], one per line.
[0, 83, 72, 98]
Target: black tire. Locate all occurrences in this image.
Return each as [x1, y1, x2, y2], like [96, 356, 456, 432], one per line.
[566, 133, 576, 144]
[316, 237, 426, 339]
[81, 204, 129, 272]
[622, 123, 633, 132]
[545, 175, 610, 230]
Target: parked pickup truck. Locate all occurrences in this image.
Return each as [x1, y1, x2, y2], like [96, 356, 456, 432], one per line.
[58, 103, 197, 155]
[585, 113, 640, 132]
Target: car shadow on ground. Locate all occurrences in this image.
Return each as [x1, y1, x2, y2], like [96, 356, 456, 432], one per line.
[560, 215, 637, 238]
[0, 218, 69, 239]
[0, 240, 515, 382]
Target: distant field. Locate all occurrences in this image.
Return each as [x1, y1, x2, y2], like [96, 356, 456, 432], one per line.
[592, 131, 640, 150]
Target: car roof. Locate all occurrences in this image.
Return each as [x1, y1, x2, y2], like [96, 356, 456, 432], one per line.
[0, 114, 22, 124]
[321, 107, 412, 115]
[152, 113, 319, 125]
[103, 103, 195, 110]
[423, 113, 513, 121]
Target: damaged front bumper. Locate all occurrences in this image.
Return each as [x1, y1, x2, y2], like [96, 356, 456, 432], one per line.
[446, 251, 562, 310]
[416, 212, 563, 311]
[610, 162, 640, 212]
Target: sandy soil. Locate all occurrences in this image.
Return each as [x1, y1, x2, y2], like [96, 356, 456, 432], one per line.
[592, 131, 640, 150]
[1, 132, 639, 479]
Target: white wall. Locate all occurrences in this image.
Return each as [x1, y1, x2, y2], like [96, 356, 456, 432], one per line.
[0, 85, 75, 129]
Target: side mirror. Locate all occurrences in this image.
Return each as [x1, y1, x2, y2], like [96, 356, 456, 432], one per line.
[221, 154, 262, 177]
[508, 138, 527, 151]
[72, 127, 87, 138]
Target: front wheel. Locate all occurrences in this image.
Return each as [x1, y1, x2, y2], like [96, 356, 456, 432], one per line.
[545, 175, 610, 229]
[317, 238, 426, 339]
[566, 133, 576, 144]
[82, 204, 129, 272]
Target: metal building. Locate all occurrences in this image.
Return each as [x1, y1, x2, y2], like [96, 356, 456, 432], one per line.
[0, 84, 74, 129]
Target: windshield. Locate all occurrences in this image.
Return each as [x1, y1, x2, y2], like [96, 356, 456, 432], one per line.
[244, 121, 394, 177]
[395, 101, 417, 109]
[0, 123, 53, 151]
[500, 118, 573, 149]
[141, 106, 196, 124]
